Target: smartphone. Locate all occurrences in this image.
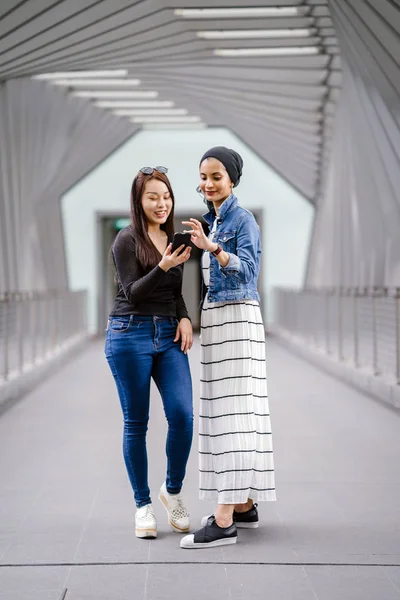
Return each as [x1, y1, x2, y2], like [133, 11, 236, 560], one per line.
[171, 232, 192, 253]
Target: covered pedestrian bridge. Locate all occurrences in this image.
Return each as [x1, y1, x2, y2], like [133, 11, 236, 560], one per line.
[1, 1, 400, 598]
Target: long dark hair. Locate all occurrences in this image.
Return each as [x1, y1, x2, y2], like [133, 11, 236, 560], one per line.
[130, 170, 175, 270]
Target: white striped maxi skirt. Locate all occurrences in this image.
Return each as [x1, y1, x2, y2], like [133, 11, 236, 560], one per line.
[199, 298, 276, 505]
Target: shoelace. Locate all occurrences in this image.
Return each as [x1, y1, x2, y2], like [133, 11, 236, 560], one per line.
[139, 505, 155, 523]
[171, 497, 189, 519]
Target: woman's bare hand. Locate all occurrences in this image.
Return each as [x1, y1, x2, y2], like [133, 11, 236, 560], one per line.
[174, 317, 193, 353]
[182, 219, 215, 252]
[159, 244, 191, 272]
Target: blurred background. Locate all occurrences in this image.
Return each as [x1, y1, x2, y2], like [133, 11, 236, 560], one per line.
[1, 0, 400, 406]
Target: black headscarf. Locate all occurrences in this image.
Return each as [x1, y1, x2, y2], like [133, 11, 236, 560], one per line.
[199, 146, 243, 187]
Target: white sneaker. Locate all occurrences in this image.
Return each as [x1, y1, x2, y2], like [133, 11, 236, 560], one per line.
[158, 482, 190, 533]
[135, 503, 157, 539]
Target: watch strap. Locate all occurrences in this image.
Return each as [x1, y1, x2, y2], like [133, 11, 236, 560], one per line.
[211, 244, 223, 257]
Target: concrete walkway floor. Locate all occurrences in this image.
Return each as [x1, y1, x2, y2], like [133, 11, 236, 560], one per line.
[0, 336, 400, 600]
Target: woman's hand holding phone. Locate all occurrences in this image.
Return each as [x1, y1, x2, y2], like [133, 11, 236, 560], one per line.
[159, 243, 191, 272]
[171, 232, 192, 253]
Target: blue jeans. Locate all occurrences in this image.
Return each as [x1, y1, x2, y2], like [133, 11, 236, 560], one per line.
[105, 315, 193, 508]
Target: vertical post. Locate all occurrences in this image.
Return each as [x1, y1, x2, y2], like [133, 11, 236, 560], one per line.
[39, 293, 45, 361]
[353, 287, 359, 368]
[396, 288, 400, 384]
[32, 292, 37, 364]
[79, 292, 87, 335]
[291, 290, 296, 338]
[311, 289, 317, 347]
[55, 291, 59, 349]
[338, 286, 343, 361]
[325, 288, 331, 354]
[18, 292, 24, 374]
[372, 287, 379, 376]
[384, 238, 391, 286]
[2, 293, 9, 381]
[316, 288, 322, 349]
[69, 291, 73, 340]
[51, 290, 57, 352]
[320, 288, 325, 351]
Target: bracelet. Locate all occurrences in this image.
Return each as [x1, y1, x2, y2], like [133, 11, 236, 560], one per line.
[211, 244, 223, 257]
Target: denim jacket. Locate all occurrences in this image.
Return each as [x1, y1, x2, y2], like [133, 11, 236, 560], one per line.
[202, 194, 261, 303]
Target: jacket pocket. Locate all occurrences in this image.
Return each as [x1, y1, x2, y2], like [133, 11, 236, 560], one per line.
[216, 230, 236, 253]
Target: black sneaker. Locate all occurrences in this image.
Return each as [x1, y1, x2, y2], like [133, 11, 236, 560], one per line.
[233, 503, 259, 529]
[201, 503, 259, 529]
[180, 516, 237, 549]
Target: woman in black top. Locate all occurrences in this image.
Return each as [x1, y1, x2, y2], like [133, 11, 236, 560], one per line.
[105, 167, 193, 540]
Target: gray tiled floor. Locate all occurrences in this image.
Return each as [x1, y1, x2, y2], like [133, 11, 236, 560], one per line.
[1, 337, 400, 599]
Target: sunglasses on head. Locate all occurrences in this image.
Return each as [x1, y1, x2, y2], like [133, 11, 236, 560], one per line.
[139, 166, 168, 175]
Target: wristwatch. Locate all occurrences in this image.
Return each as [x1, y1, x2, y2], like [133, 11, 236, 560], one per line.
[211, 244, 223, 257]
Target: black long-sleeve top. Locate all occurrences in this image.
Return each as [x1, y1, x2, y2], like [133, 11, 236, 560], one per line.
[109, 225, 190, 320]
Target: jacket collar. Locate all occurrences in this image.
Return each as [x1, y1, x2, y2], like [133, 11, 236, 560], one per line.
[202, 193, 238, 226]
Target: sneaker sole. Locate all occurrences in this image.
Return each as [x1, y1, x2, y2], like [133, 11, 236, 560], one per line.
[158, 493, 190, 533]
[181, 537, 237, 549]
[136, 528, 157, 539]
[236, 522, 259, 529]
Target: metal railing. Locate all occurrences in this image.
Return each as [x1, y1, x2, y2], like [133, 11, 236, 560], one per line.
[0, 290, 88, 383]
[274, 287, 400, 384]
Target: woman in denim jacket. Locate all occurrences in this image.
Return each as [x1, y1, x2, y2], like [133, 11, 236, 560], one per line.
[181, 147, 276, 549]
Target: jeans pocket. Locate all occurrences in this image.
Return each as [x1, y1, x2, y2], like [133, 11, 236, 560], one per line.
[109, 317, 131, 332]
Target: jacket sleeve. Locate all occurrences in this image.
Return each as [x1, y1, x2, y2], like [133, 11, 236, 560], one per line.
[219, 212, 261, 284]
[112, 229, 168, 306]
